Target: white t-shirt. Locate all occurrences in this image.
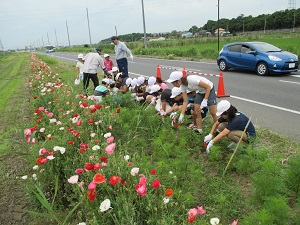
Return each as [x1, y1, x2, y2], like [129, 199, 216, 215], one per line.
[181, 75, 213, 94]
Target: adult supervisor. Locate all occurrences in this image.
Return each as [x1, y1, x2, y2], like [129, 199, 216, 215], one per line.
[111, 36, 133, 78]
[82, 48, 109, 95]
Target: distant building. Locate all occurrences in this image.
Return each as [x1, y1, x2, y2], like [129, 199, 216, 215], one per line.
[148, 37, 166, 41]
[214, 28, 231, 36]
[181, 32, 193, 38]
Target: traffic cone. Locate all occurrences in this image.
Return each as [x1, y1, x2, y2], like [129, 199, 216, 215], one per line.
[183, 67, 187, 77]
[156, 65, 162, 79]
[216, 72, 230, 98]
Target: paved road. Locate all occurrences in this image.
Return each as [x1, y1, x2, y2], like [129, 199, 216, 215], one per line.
[41, 52, 300, 142]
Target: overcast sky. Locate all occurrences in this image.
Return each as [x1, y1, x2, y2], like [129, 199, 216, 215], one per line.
[0, 0, 296, 50]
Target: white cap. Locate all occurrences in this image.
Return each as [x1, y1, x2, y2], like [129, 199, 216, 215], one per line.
[166, 71, 183, 83]
[186, 88, 193, 94]
[148, 76, 156, 87]
[137, 76, 145, 86]
[131, 78, 138, 88]
[77, 54, 83, 59]
[102, 78, 110, 84]
[112, 67, 118, 72]
[115, 72, 122, 80]
[149, 84, 161, 94]
[170, 87, 182, 98]
[216, 100, 231, 116]
[126, 78, 132, 87]
[104, 54, 109, 58]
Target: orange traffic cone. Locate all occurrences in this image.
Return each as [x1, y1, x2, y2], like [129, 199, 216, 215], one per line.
[216, 72, 230, 98]
[156, 65, 162, 79]
[183, 67, 187, 77]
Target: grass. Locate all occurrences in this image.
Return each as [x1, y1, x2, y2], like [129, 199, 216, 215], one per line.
[1, 49, 300, 224]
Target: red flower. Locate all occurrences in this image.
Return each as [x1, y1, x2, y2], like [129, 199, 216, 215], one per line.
[33, 96, 38, 99]
[165, 189, 173, 196]
[230, 220, 239, 225]
[68, 141, 74, 145]
[77, 120, 82, 126]
[151, 179, 160, 189]
[90, 108, 96, 113]
[73, 113, 78, 118]
[95, 104, 102, 109]
[75, 168, 84, 174]
[186, 217, 195, 223]
[87, 190, 96, 201]
[94, 163, 101, 170]
[88, 119, 94, 124]
[94, 139, 99, 143]
[121, 180, 127, 186]
[36, 157, 48, 165]
[93, 173, 106, 184]
[109, 176, 121, 186]
[116, 108, 121, 113]
[150, 169, 156, 175]
[84, 163, 94, 171]
[100, 157, 108, 163]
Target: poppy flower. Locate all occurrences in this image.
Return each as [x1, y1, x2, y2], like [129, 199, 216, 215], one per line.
[99, 199, 111, 212]
[136, 183, 147, 196]
[68, 175, 79, 184]
[75, 168, 84, 174]
[100, 157, 108, 163]
[95, 104, 102, 109]
[230, 220, 238, 225]
[94, 163, 101, 170]
[186, 217, 195, 223]
[88, 119, 94, 124]
[36, 157, 48, 165]
[109, 176, 121, 186]
[116, 108, 121, 113]
[106, 136, 114, 143]
[87, 190, 96, 201]
[105, 143, 116, 155]
[84, 163, 94, 171]
[151, 179, 160, 189]
[88, 181, 97, 190]
[93, 173, 106, 184]
[150, 169, 156, 175]
[165, 189, 173, 196]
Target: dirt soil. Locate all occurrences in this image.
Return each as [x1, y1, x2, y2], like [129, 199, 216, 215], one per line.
[0, 67, 32, 225]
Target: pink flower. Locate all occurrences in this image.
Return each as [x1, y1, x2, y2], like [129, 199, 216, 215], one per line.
[197, 206, 206, 215]
[88, 181, 97, 190]
[230, 220, 238, 225]
[188, 208, 198, 219]
[105, 143, 116, 155]
[106, 136, 114, 143]
[136, 183, 147, 196]
[75, 168, 84, 174]
[24, 128, 32, 143]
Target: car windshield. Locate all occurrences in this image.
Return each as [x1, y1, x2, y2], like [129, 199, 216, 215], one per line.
[251, 43, 281, 53]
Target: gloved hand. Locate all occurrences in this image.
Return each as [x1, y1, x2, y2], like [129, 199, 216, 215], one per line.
[204, 134, 213, 143]
[160, 110, 166, 116]
[187, 103, 191, 109]
[131, 93, 137, 97]
[170, 112, 177, 120]
[200, 99, 208, 109]
[206, 140, 214, 153]
[178, 114, 184, 123]
[130, 54, 134, 61]
[150, 97, 156, 105]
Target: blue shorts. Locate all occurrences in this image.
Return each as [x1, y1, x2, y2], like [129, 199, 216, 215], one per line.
[194, 87, 217, 106]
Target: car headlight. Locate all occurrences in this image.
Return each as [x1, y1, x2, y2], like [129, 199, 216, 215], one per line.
[268, 55, 282, 61]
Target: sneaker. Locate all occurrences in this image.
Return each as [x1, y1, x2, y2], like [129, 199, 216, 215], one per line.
[195, 129, 203, 135]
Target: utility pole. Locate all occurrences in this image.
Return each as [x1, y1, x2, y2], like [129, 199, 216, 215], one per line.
[0, 39, 4, 53]
[66, 21, 71, 47]
[141, 0, 147, 48]
[47, 32, 50, 45]
[217, 0, 220, 51]
[288, 0, 296, 32]
[54, 28, 58, 47]
[115, 26, 118, 36]
[86, 7, 92, 48]
[264, 17, 267, 33]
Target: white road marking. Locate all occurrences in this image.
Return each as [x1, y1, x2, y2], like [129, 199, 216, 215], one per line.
[230, 95, 300, 115]
[279, 80, 300, 85]
[291, 75, 300, 78]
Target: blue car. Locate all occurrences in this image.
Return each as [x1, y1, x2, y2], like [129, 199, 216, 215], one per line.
[217, 42, 299, 76]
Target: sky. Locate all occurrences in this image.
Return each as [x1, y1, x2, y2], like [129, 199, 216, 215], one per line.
[0, 0, 296, 50]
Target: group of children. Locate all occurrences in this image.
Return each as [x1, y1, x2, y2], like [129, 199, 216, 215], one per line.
[75, 54, 256, 153]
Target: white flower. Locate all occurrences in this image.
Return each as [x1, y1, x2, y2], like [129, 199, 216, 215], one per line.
[71, 117, 79, 123]
[163, 197, 170, 204]
[33, 165, 39, 170]
[47, 155, 55, 160]
[100, 199, 112, 212]
[59, 127, 64, 130]
[21, 175, 28, 180]
[39, 128, 45, 132]
[169, 171, 173, 174]
[68, 175, 79, 184]
[32, 174, 37, 180]
[130, 167, 139, 176]
[49, 118, 57, 123]
[124, 155, 130, 161]
[210, 217, 220, 225]
[92, 145, 100, 151]
[104, 132, 111, 138]
[41, 87, 47, 93]
[90, 133, 96, 137]
[53, 146, 66, 154]
[77, 223, 86, 225]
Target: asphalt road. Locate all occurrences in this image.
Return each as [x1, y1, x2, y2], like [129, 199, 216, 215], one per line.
[41, 52, 300, 142]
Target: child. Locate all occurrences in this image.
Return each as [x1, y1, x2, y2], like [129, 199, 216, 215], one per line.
[76, 54, 84, 80]
[103, 54, 113, 72]
[92, 79, 110, 103]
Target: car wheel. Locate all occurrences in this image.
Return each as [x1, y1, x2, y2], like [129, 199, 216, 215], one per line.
[256, 62, 268, 76]
[219, 59, 228, 71]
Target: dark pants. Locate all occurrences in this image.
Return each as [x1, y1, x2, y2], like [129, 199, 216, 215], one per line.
[83, 73, 99, 92]
[116, 58, 128, 77]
